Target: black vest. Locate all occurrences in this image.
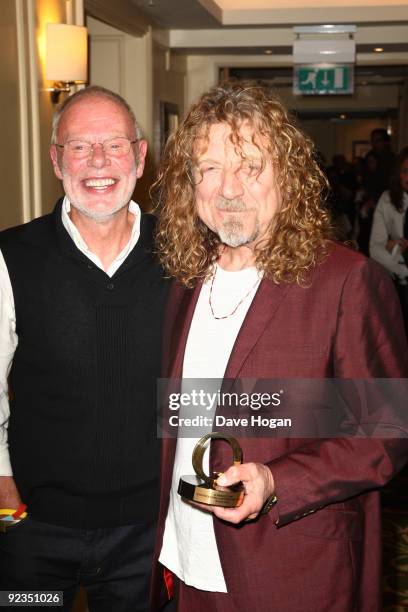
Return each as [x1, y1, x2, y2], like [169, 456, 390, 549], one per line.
[0, 201, 168, 528]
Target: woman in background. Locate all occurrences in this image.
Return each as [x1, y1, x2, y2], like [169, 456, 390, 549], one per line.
[370, 146, 408, 334]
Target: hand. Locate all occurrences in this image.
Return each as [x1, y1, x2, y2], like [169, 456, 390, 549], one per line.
[0, 476, 22, 509]
[386, 239, 397, 253]
[398, 238, 408, 253]
[189, 462, 275, 524]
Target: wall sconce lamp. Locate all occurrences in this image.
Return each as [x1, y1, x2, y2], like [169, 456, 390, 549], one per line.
[46, 23, 88, 104]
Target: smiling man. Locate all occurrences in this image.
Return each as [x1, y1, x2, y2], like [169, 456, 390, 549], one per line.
[193, 121, 280, 251]
[152, 81, 408, 612]
[0, 86, 168, 611]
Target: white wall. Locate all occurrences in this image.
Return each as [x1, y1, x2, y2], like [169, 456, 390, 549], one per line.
[153, 43, 187, 162]
[87, 16, 188, 208]
[87, 15, 155, 209]
[87, 16, 153, 142]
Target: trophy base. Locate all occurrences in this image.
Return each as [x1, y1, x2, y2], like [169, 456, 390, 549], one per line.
[178, 475, 244, 507]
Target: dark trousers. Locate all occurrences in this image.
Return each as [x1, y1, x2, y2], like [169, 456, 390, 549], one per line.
[395, 282, 408, 340]
[0, 517, 155, 611]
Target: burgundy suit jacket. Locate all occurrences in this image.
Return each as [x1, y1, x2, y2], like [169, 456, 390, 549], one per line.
[151, 243, 408, 612]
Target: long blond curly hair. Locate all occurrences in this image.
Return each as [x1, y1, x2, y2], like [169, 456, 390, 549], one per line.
[154, 80, 331, 287]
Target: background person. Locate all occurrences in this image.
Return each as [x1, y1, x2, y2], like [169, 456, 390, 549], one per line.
[367, 127, 395, 194]
[370, 146, 408, 335]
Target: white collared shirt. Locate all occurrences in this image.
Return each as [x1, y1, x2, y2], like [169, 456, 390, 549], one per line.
[61, 197, 141, 277]
[0, 199, 141, 475]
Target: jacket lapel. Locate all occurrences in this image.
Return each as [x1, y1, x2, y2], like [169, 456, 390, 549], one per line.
[159, 282, 202, 525]
[166, 282, 202, 378]
[224, 278, 291, 380]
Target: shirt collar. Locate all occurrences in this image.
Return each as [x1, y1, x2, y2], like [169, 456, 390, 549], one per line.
[61, 196, 141, 276]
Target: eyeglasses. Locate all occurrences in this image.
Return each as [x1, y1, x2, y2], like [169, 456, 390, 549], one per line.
[55, 137, 137, 159]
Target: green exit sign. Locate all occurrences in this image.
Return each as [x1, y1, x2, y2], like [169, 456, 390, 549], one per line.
[294, 64, 354, 95]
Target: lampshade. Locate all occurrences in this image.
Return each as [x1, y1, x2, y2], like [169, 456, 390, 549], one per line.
[46, 24, 88, 83]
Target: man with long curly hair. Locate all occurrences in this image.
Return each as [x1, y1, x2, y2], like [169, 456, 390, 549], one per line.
[152, 81, 408, 612]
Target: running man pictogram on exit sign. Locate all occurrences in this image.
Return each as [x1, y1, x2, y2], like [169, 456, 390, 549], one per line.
[293, 64, 354, 95]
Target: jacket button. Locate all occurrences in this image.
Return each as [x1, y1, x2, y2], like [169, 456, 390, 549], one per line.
[107, 283, 114, 290]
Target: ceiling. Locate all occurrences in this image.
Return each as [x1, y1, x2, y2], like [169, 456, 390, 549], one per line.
[127, 0, 408, 65]
[85, 0, 408, 126]
[86, 0, 408, 91]
[129, 0, 221, 29]
[130, 0, 408, 28]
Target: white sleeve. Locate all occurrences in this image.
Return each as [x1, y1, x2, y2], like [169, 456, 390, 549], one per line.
[0, 250, 18, 476]
[369, 193, 408, 280]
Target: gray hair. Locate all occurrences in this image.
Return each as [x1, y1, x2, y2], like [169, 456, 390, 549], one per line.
[50, 85, 143, 143]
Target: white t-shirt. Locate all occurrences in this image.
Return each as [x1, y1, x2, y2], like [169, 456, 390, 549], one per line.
[159, 264, 261, 591]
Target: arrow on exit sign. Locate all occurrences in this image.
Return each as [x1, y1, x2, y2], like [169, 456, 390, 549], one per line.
[293, 64, 354, 95]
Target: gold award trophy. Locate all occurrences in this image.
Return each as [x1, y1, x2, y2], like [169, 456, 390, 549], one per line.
[178, 432, 245, 507]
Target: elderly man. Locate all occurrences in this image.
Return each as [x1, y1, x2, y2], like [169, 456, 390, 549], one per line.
[0, 86, 167, 611]
[152, 81, 408, 611]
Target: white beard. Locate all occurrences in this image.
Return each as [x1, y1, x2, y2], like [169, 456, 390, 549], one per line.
[218, 216, 260, 247]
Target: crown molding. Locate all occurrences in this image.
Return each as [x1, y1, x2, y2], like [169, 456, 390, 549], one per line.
[85, 0, 150, 37]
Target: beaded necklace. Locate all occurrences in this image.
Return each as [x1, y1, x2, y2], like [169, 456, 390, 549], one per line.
[208, 265, 261, 320]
